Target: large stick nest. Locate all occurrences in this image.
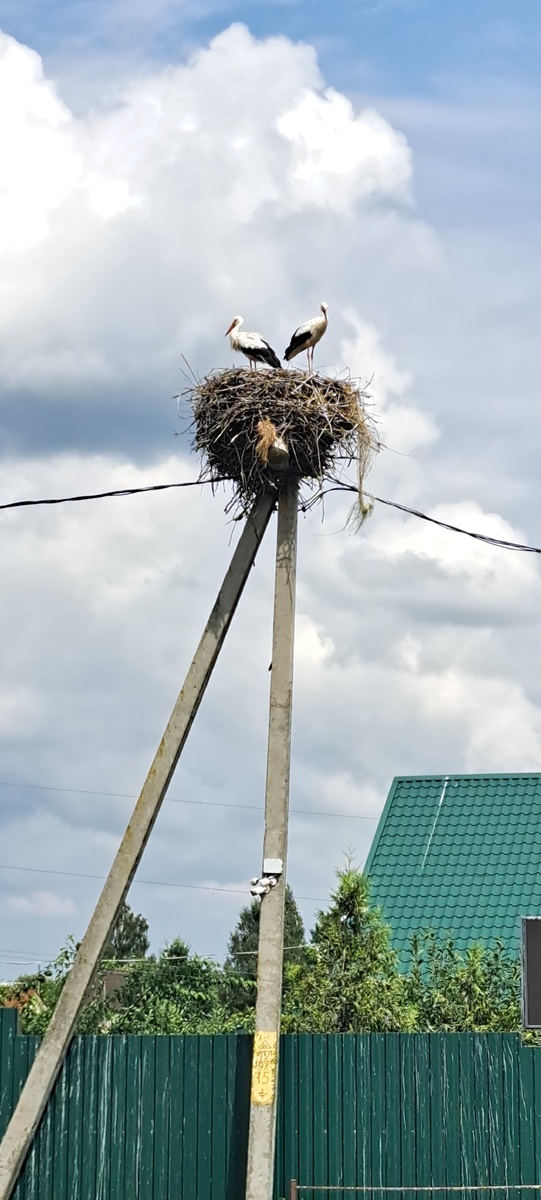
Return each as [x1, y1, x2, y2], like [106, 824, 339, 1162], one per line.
[182, 367, 379, 516]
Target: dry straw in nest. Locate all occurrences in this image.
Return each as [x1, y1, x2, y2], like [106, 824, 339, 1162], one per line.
[184, 367, 379, 519]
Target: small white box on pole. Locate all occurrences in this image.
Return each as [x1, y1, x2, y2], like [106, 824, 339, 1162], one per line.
[263, 858, 283, 876]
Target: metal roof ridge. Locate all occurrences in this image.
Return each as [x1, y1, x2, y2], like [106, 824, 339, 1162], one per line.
[390, 772, 541, 782]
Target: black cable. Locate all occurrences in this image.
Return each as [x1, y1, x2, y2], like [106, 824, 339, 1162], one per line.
[0, 861, 326, 904]
[369, 494, 541, 555]
[0, 944, 309, 966]
[318, 482, 541, 555]
[0, 779, 378, 822]
[0, 473, 538, 554]
[0, 478, 224, 512]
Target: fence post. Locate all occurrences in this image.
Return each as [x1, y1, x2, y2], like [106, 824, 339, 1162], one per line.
[290, 1181, 299, 1200]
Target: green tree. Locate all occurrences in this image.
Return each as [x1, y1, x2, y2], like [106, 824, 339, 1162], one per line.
[81, 937, 248, 1035]
[282, 868, 415, 1032]
[405, 931, 521, 1032]
[0, 937, 78, 1035]
[97, 938, 218, 1033]
[222, 885, 306, 1017]
[2, 875, 527, 1038]
[102, 902, 150, 963]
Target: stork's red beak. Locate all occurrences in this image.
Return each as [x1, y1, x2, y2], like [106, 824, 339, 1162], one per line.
[225, 321, 236, 336]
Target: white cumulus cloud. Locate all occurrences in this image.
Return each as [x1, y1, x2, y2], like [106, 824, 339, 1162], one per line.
[7, 890, 77, 917]
[0, 21, 538, 971]
[0, 34, 81, 252]
[0, 22, 432, 406]
[277, 91, 412, 210]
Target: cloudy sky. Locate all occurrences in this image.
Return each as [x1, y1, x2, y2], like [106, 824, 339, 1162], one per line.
[0, 0, 540, 978]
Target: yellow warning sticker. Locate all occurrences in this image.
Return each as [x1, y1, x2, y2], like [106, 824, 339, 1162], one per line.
[250, 1031, 278, 1106]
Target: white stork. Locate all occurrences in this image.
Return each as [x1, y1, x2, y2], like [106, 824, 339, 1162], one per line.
[225, 316, 281, 370]
[284, 303, 328, 373]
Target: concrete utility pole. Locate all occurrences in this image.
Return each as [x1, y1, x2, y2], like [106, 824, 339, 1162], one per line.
[245, 479, 299, 1200]
[0, 490, 276, 1200]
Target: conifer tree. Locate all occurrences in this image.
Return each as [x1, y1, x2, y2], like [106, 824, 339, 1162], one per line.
[282, 867, 415, 1032]
[102, 902, 150, 963]
[222, 885, 306, 1014]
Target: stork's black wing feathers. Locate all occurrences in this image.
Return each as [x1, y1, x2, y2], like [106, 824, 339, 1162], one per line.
[284, 327, 311, 361]
[251, 341, 281, 369]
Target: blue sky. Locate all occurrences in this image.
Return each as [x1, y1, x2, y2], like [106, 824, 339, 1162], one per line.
[3, 0, 541, 98]
[0, 0, 541, 975]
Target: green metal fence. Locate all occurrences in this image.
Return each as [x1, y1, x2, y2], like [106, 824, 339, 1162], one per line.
[2, 1011, 541, 1200]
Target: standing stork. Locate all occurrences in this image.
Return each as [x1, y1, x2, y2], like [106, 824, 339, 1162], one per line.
[284, 303, 328, 373]
[225, 316, 281, 370]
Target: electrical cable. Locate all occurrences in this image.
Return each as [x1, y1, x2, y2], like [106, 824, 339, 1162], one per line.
[0, 779, 378, 823]
[0, 473, 538, 555]
[0, 945, 307, 967]
[0, 861, 327, 904]
[369, 493, 541, 554]
[0, 478, 224, 512]
[314, 481, 541, 555]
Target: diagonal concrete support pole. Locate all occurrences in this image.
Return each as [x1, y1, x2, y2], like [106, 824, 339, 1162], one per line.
[245, 479, 299, 1200]
[0, 489, 276, 1200]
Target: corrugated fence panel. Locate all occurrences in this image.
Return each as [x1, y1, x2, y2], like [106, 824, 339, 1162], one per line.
[344, 1036, 358, 1190]
[486, 1036, 504, 1197]
[502, 1035, 521, 1189]
[0, 1010, 16, 1142]
[384, 1033, 401, 1200]
[153, 1035, 170, 1200]
[168, 1036, 185, 1198]
[400, 1034, 417, 1196]
[4, 1017, 541, 1199]
[274, 1035, 541, 1200]
[428, 1035, 445, 1196]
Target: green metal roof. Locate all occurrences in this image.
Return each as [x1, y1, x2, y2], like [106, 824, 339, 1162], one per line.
[365, 773, 541, 960]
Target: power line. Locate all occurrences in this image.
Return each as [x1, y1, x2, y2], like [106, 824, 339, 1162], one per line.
[0, 474, 539, 556]
[0, 861, 246, 894]
[0, 779, 378, 823]
[0, 954, 56, 965]
[0, 861, 327, 904]
[0, 945, 308, 968]
[0, 478, 223, 512]
[308, 481, 541, 555]
[369, 493, 541, 554]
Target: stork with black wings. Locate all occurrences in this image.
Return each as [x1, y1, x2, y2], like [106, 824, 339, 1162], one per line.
[225, 315, 281, 370]
[284, 303, 328, 373]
